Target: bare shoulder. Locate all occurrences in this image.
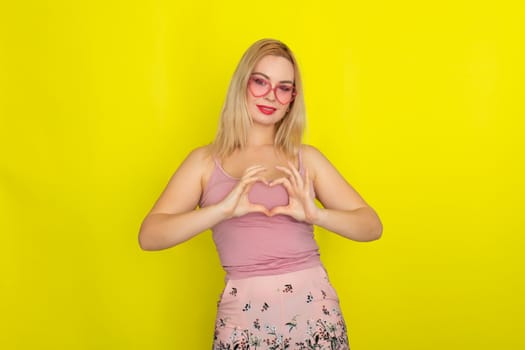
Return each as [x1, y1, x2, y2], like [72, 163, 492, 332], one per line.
[180, 144, 215, 186]
[300, 144, 331, 179]
[148, 144, 214, 215]
[184, 144, 213, 163]
[300, 144, 368, 210]
[300, 144, 325, 160]
[179, 144, 213, 170]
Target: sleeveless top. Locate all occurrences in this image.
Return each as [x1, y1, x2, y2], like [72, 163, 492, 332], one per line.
[199, 151, 322, 280]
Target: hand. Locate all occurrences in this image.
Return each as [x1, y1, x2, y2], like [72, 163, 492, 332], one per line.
[218, 165, 270, 219]
[268, 162, 320, 223]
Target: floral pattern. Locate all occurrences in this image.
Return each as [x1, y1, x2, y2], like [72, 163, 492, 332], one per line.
[213, 279, 349, 350]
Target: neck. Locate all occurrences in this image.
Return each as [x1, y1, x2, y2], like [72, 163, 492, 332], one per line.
[246, 123, 276, 147]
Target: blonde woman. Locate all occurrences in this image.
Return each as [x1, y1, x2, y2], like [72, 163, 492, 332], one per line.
[139, 38, 382, 349]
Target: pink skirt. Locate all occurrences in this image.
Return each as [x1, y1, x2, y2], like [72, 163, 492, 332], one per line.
[213, 265, 350, 349]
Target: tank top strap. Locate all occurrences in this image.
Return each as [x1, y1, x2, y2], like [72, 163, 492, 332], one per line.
[200, 156, 230, 207]
[213, 156, 221, 168]
[298, 147, 304, 175]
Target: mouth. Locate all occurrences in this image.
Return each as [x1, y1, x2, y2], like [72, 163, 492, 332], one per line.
[256, 104, 277, 115]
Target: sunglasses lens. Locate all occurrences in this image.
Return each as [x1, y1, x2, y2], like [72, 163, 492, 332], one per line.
[275, 84, 295, 105]
[248, 75, 296, 104]
[248, 76, 270, 97]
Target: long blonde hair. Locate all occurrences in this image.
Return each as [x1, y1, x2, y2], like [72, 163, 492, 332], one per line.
[211, 39, 306, 159]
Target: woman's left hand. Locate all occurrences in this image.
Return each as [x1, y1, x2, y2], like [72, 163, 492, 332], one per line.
[268, 162, 320, 224]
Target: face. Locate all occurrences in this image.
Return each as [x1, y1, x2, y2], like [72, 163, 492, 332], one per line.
[246, 55, 295, 126]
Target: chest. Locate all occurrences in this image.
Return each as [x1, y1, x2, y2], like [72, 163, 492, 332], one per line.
[221, 150, 298, 182]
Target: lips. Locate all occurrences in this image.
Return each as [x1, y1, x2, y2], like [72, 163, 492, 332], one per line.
[256, 104, 277, 115]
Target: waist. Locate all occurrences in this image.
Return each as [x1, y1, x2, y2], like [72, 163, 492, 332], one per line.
[223, 253, 322, 280]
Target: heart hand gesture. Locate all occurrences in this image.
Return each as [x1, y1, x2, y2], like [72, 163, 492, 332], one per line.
[268, 162, 319, 224]
[219, 165, 270, 219]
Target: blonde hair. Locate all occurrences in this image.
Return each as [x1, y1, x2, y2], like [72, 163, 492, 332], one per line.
[211, 39, 306, 159]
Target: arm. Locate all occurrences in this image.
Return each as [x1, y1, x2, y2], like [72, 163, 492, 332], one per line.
[138, 147, 270, 250]
[270, 145, 382, 242]
[138, 146, 222, 250]
[307, 145, 382, 241]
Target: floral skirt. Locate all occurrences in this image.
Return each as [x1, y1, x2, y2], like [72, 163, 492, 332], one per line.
[213, 265, 349, 350]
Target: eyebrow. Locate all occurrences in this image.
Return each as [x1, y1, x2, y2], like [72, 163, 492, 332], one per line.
[251, 72, 294, 85]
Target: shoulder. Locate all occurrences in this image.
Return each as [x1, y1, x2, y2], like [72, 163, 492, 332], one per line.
[174, 145, 214, 179]
[185, 144, 213, 161]
[299, 144, 332, 179]
[146, 145, 214, 216]
[180, 144, 215, 169]
[300, 144, 330, 165]
[183, 144, 216, 190]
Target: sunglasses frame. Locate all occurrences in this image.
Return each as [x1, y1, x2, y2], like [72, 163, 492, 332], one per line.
[247, 74, 297, 105]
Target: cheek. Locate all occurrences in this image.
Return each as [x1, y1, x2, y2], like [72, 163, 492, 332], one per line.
[246, 93, 259, 108]
[277, 107, 288, 118]
[246, 94, 256, 106]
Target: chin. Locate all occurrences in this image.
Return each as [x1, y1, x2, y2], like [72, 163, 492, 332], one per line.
[249, 109, 286, 125]
[252, 114, 286, 126]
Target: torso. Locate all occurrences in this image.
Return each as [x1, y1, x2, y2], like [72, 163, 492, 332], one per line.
[198, 144, 320, 279]
[201, 145, 302, 191]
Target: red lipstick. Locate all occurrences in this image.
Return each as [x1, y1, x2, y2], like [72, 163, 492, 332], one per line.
[256, 104, 277, 115]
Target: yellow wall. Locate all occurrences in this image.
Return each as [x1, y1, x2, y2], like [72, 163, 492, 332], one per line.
[1, 0, 523, 349]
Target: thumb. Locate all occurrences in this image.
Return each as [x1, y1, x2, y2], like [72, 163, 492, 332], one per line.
[250, 204, 271, 216]
[268, 205, 290, 217]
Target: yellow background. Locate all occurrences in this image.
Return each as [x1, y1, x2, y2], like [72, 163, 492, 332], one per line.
[1, 0, 524, 349]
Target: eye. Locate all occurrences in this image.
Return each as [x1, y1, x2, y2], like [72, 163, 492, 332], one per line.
[278, 85, 293, 92]
[252, 77, 268, 86]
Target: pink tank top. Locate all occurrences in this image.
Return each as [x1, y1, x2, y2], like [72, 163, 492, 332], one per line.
[199, 151, 321, 279]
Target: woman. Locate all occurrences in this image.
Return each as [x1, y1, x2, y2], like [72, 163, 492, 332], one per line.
[139, 38, 382, 349]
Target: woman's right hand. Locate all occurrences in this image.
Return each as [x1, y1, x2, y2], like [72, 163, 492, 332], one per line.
[218, 165, 270, 219]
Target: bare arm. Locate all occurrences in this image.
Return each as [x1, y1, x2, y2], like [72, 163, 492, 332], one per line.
[307, 145, 382, 241]
[138, 147, 220, 250]
[138, 147, 269, 250]
[270, 145, 382, 242]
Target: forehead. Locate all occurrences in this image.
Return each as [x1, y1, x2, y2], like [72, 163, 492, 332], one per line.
[252, 55, 294, 81]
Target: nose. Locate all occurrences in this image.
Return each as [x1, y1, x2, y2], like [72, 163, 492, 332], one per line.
[264, 86, 277, 102]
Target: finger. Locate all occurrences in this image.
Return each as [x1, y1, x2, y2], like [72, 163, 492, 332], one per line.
[304, 167, 312, 193]
[241, 170, 267, 186]
[287, 160, 304, 187]
[274, 165, 297, 188]
[268, 205, 292, 218]
[241, 176, 267, 194]
[275, 165, 292, 176]
[279, 161, 303, 188]
[229, 177, 260, 199]
[240, 171, 267, 186]
[249, 204, 271, 216]
[254, 175, 269, 186]
[269, 177, 294, 194]
[243, 165, 267, 177]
